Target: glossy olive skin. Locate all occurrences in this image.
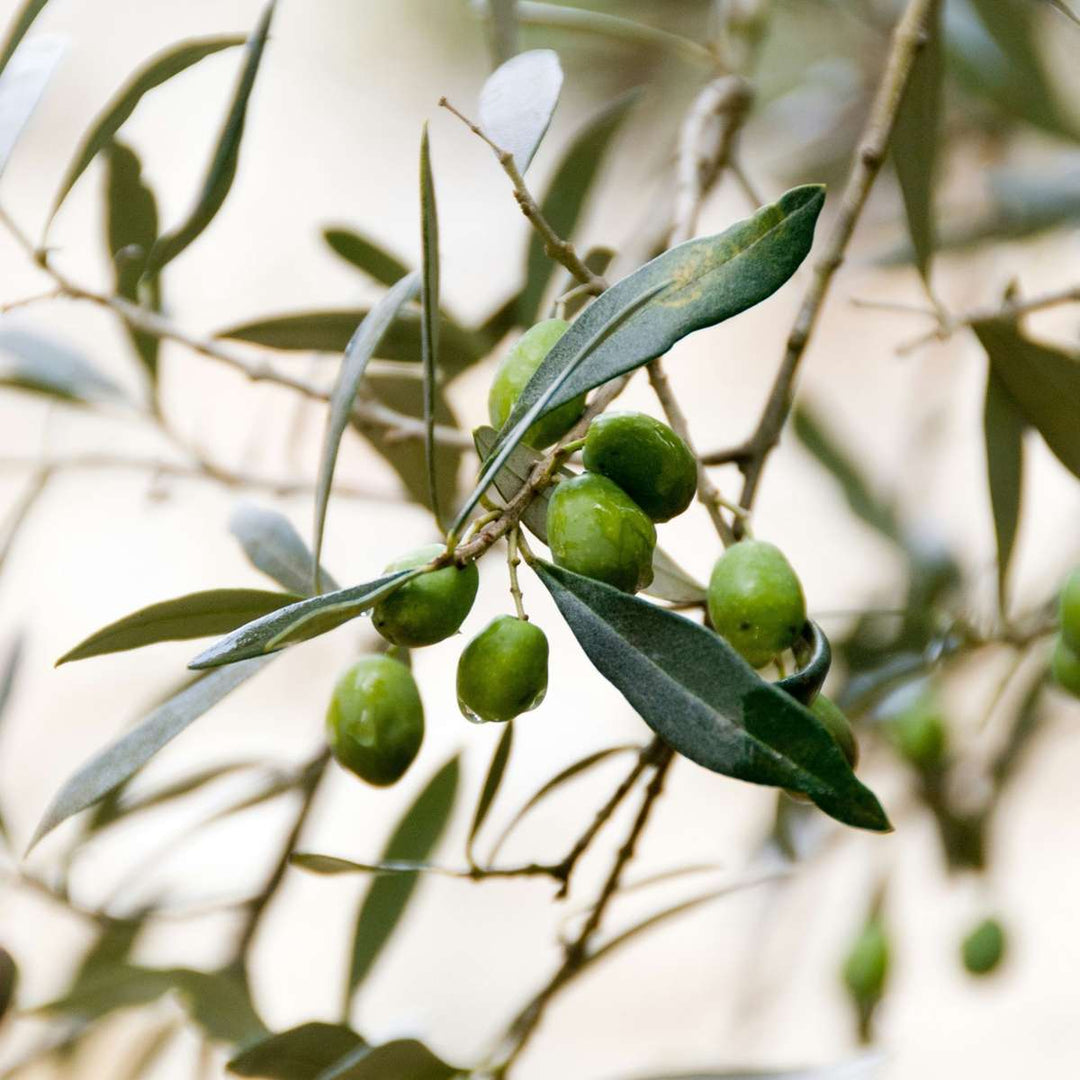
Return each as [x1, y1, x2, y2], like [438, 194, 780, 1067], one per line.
[889, 693, 947, 768]
[488, 319, 586, 448]
[1051, 636, 1080, 698]
[811, 693, 859, 769]
[457, 615, 549, 723]
[326, 656, 424, 786]
[707, 540, 806, 668]
[1060, 568, 1080, 652]
[582, 411, 697, 522]
[372, 544, 479, 648]
[961, 917, 1006, 976]
[546, 473, 656, 593]
[843, 916, 889, 1006]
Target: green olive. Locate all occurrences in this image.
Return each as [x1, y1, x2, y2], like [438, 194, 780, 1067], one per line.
[581, 411, 697, 522]
[1059, 567, 1080, 652]
[457, 615, 549, 723]
[842, 915, 889, 1007]
[811, 693, 859, 769]
[372, 543, 479, 648]
[546, 473, 656, 593]
[488, 319, 585, 448]
[1051, 635, 1080, 698]
[961, 917, 1006, 976]
[326, 656, 424, 786]
[706, 540, 806, 668]
[889, 692, 947, 768]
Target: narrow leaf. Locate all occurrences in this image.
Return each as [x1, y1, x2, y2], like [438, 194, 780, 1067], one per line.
[534, 561, 891, 832]
[983, 367, 1026, 611]
[972, 319, 1080, 480]
[323, 227, 409, 286]
[292, 855, 440, 877]
[57, 589, 301, 665]
[478, 48, 562, 173]
[312, 272, 421, 589]
[467, 721, 513, 861]
[519, 92, 637, 324]
[649, 547, 708, 605]
[892, 0, 942, 284]
[188, 571, 416, 669]
[228, 1023, 365, 1079]
[314, 1039, 456, 1080]
[0, 0, 50, 78]
[505, 185, 826, 430]
[346, 757, 459, 1003]
[29, 656, 273, 850]
[48, 35, 244, 224]
[0, 947, 16, 1023]
[143, 3, 275, 277]
[419, 125, 442, 525]
[487, 0, 520, 65]
[230, 502, 339, 596]
[0, 32, 63, 178]
[0, 326, 127, 405]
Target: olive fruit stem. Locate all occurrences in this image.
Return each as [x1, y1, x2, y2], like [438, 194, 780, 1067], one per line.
[507, 528, 528, 621]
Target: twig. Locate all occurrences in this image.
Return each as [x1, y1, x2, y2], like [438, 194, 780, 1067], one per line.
[507, 527, 527, 620]
[439, 97, 608, 297]
[732, 0, 940, 516]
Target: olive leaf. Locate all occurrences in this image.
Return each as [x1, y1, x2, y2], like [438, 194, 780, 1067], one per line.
[467, 720, 514, 862]
[419, 124, 442, 526]
[487, 0, 520, 65]
[28, 656, 274, 851]
[983, 367, 1026, 611]
[314, 1040, 458, 1080]
[188, 571, 417, 669]
[473, 425, 706, 604]
[345, 757, 459, 1006]
[227, 1023, 366, 1079]
[143, 2, 276, 277]
[972, 319, 1080, 480]
[0, 326, 128, 405]
[0, 947, 16, 1024]
[231, 502, 340, 596]
[0, 32, 64, 178]
[48, 35, 245, 226]
[892, 0, 942, 284]
[478, 48, 562, 174]
[518, 91, 638, 325]
[57, 589, 302, 665]
[502, 184, 826, 431]
[312, 272, 421, 589]
[323, 226, 410, 286]
[0, 0, 50, 78]
[534, 561, 891, 832]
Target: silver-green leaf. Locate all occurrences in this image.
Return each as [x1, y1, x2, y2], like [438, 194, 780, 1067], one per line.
[478, 48, 562, 173]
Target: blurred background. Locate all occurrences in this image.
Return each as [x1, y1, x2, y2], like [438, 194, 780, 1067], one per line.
[0, 1, 1079, 1077]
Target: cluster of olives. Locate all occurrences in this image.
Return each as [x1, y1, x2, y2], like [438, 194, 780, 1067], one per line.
[1051, 568, 1080, 700]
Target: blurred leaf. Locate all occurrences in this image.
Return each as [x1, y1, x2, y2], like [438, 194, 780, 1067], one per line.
[467, 721, 513, 862]
[478, 48, 562, 174]
[0, 0, 50, 77]
[351, 371, 464, 514]
[0, 326, 127, 405]
[230, 502, 339, 596]
[114, 1022, 181, 1080]
[37, 964, 175, 1022]
[487, 0, 520, 65]
[419, 125, 442, 525]
[619, 1061, 882, 1080]
[972, 319, 1080, 480]
[312, 272, 420, 588]
[57, 589, 302, 665]
[48, 35, 244, 224]
[105, 141, 161, 381]
[314, 1039, 457, 1080]
[506, 185, 826, 431]
[188, 572, 416, 669]
[0, 33, 64, 179]
[473, 424, 705, 603]
[793, 405, 903, 544]
[991, 661, 1047, 791]
[518, 93, 637, 325]
[486, 743, 638, 861]
[1046, 0, 1080, 26]
[291, 855, 430, 876]
[892, 0, 942, 284]
[29, 656, 274, 850]
[143, 3, 275, 277]
[0, 635, 23, 847]
[228, 1023, 366, 1079]
[983, 367, 1026, 611]
[322, 227, 409, 286]
[535, 562, 891, 832]
[0, 947, 16, 1023]
[346, 757, 459, 1004]
[455, 279, 667, 534]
